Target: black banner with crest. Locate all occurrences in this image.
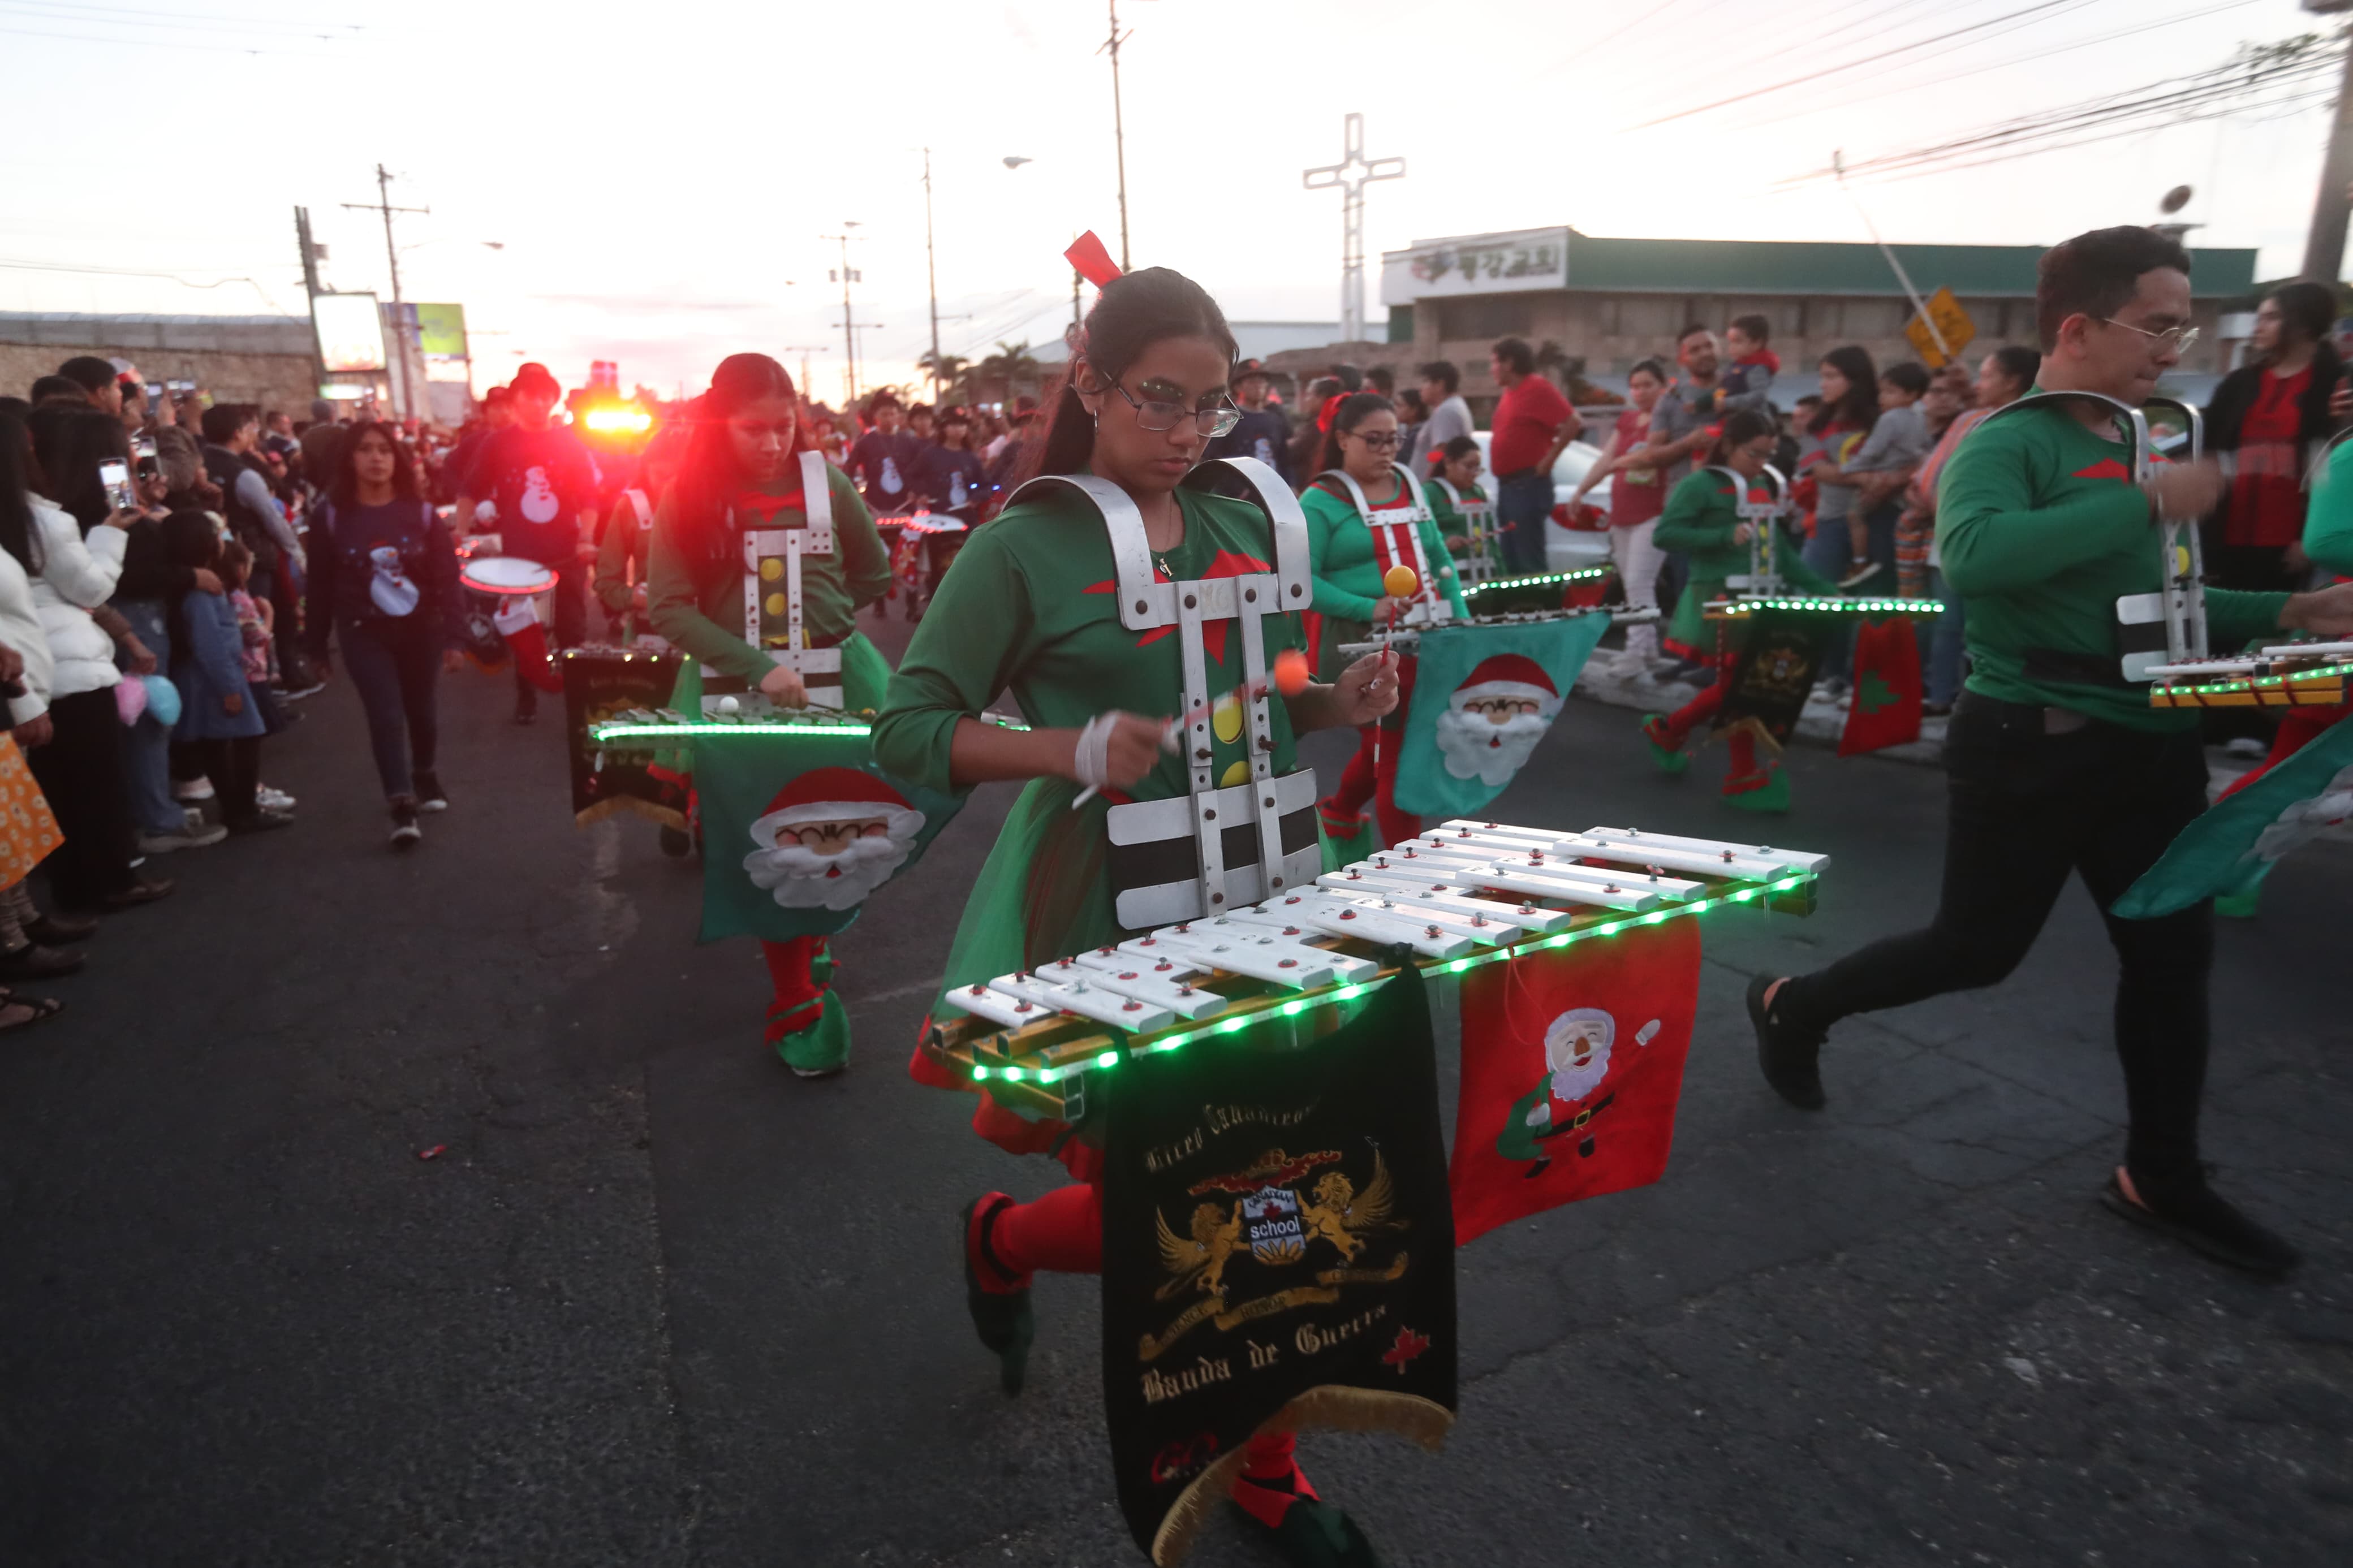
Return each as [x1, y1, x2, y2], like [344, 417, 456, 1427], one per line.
[1099, 962, 1456, 1565]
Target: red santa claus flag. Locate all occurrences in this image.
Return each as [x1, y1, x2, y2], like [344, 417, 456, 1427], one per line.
[1449, 918, 1702, 1246]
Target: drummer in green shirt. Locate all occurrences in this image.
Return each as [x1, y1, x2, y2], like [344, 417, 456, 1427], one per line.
[647, 353, 894, 1077]
[1747, 227, 2353, 1278]
[872, 265, 1399, 1563]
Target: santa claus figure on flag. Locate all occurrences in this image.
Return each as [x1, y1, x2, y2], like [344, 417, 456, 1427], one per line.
[744, 766, 930, 913]
[1434, 653, 1563, 788]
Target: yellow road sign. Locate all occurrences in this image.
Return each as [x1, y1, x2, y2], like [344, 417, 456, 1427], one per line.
[1904, 286, 1976, 368]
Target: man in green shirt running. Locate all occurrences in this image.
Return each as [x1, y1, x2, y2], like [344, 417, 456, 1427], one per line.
[1746, 226, 2353, 1277]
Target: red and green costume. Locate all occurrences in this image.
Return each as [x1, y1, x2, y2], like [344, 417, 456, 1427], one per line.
[645, 452, 894, 1073]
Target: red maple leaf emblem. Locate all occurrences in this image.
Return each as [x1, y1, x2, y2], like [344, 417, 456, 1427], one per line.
[1382, 1325, 1431, 1373]
[2070, 458, 2131, 482]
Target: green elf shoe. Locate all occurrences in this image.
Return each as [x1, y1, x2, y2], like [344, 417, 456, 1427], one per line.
[1722, 767, 1790, 814]
[773, 989, 852, 1078]
[1640, 714, 1690, 775]
[2212, 858, 2273, 920]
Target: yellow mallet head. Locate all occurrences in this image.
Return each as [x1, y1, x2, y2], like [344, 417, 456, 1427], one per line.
[1382, 564, 1419, 599]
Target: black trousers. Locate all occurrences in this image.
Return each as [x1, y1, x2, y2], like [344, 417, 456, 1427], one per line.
[339, 616, 439, 800]
[1779, 693, 2214, 1181]
[25, 688, 137, 909]
[199, 735, 262, 823]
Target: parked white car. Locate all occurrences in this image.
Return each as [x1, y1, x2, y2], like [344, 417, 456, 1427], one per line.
[1468, 427, 1621, 571]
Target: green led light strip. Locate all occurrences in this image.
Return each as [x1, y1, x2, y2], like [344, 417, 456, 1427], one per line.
[1464, 565, 1613, 597]
[1720, 598, 1945, 615]
[966, 871, 1815, 1086]
[591, 720, 872, 740]
[2156, 660, 2353, 698]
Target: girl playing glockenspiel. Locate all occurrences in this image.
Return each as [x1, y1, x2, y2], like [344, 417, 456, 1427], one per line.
[873, 264, 1398, 1566]
[1641, 408, 1834, 812]
[646, 353, 894, 1076]
[1300, 391, 1468, 852]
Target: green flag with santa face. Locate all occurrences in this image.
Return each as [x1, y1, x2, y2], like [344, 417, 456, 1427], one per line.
[691, 732, 964, 943]
[1391, 615, 1613, 818]
[2111, 712, 2353, 920]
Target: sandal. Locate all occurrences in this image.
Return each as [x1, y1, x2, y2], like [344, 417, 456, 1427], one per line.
[0, 993, 66, 1033]
[0, 942, 84, 980]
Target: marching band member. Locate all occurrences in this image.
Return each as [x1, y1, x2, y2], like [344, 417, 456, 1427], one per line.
[1302, 391, 1468, 851]
[1748, 227, 2353, 1276]
[1422, 434, 1488, 558]
[1639, 408, 1832, 811]
[593, 422, 688, 641]
[873, 265, 1398, 1565]
[647, 353, 894, 1076]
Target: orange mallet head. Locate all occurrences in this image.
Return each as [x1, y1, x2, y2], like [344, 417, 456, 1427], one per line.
[1273, 647, 1311, 697]
[1382, 564, 1419, 599]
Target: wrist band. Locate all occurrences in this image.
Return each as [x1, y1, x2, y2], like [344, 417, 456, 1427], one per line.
[1072, 712, 1119, 789]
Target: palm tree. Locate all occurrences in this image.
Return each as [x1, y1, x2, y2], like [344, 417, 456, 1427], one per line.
[917, 349, 969, 405]
[975, 340, 1044, 407]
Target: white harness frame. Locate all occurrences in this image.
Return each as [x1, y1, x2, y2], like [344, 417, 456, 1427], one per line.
[1429, 474, 1498, 587]
[1004, 456, 1320, 928]
[1710, 462, 1793, 597]
[1316, 461, 1458, 628]
[705, 450, 844, 713]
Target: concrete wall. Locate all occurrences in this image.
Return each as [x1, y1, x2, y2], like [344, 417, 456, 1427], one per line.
[0, 312, 318, 415]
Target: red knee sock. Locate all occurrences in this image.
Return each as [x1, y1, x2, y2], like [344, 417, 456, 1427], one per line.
[1660, 660, 1731, 747]
[1231, 1429, 1317, 1529]
[979, 1182, 1102, 1291]
[1727, 726, 1758, 779]
[761, 934, 831, 1042]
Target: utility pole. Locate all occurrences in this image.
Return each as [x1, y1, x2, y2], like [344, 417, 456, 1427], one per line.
[342, 163, 428, 418]
[824, 224, 865, 404]
[293, 206, 327, 391]
[2299, 5, 2353, 282]
[923, 148, 944, 403]
[1302, 113, 1406, 345]
[1833, 151, 1948, 360]
[780, 345, 830, 403]
[1101, 0, 1133, 269]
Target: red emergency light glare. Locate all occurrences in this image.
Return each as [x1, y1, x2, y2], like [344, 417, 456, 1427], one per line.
[582, 405, 654, 435]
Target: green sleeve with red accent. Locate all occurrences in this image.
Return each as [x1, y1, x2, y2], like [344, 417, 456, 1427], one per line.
[1936, 416, 2149, 597]
[645, 490, 769, 684]
[872, 520, 1035, 797]
[1302, 482, 1380, 620]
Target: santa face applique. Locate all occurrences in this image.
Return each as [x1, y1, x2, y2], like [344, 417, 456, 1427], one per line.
[743, 765, 928, 912]
[367, 544, 420, 617]
[1435, 653, 1562, 787]
[518, 465, 561, 526]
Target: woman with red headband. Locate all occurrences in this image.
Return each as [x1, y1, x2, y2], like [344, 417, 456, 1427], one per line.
[646, 353, 893, 1075]
[874, 261, 1398, 1566]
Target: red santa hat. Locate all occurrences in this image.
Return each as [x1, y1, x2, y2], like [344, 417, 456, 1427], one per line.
[756, 766, 923, 839]
[1451, 654, 1558, 709]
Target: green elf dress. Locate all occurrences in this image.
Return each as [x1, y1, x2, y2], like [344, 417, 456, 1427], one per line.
[1300, 463, 1469, 857]
[645, 447, 895, 1073]
[876, 459, 1317, 1176]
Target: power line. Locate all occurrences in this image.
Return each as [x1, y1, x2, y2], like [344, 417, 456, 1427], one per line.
[0, 20, 345, 53]
[0, 257, 295, 311]
[1722, 0, 2266, 136]
[1628, 0, 2097, 131]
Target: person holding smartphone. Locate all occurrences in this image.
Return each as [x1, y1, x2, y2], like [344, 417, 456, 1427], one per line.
[13, 406, 171, 912]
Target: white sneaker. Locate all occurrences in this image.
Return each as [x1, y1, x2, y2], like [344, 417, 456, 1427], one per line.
[174, 777, 216, 802]
[2223, 737, 2268, 760]
[256, 787, 296, 811]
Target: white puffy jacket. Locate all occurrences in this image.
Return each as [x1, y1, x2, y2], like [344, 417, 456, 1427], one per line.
[29, 496, 125, 698]
[0, 545, 53, 724]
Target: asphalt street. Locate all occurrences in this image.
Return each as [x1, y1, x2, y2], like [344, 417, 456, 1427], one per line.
[2, 608, 2348, 1568]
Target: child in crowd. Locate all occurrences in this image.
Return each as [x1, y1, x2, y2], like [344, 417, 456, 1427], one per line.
[222, 541, 295, 814]
[1721, 313, 1781, 413]
[163, 513, 288, 833]
[1838, 362, 1935, 586]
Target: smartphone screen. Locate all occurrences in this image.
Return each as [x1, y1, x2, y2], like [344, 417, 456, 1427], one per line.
[132, 434, 159, 483]
[98, 457, 135, 513]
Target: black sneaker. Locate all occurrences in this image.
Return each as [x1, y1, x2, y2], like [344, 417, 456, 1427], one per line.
[390, 798, 422, 850]
[2102, 1165, 2300, 1277]
[1746, 974, 1826, 1109]
[412, 771, 449, 813]
[226, 809, 296, 834]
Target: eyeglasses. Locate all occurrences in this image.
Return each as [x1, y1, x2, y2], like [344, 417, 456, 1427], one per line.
[1104, 378, 1242, 437]
[1348, 430, 1403, 450]
[2099, 317, 2200, 355]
